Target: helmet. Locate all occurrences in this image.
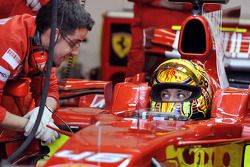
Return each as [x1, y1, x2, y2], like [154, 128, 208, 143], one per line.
[150, 59, 212, 120]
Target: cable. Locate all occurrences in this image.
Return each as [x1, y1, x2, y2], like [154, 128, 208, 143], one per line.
[45, 105, 74, 134]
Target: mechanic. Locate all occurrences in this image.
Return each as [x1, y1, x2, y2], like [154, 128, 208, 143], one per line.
[150, 59, 213, 120]
[0, 0, 94, 144]
[0, 0, 48, 19]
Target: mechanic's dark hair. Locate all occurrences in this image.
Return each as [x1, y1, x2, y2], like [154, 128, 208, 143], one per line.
[36, 0, 94, 35]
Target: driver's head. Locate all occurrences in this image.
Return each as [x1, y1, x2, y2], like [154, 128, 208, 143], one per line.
[150, 59, 212, 120]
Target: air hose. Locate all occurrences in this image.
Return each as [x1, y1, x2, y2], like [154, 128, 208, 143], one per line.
[7, 0, 57, 163]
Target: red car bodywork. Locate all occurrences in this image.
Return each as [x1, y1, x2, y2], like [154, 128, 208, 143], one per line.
[44, 78, 250, 167]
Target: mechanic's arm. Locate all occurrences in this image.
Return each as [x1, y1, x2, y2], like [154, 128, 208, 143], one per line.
[45, 96, 58, 112]
[0, 96, 57, 132]
[30, 68, 59, 110]
[0, 82, 28, 132]
[1, 111, 28, 131]
[23, 69, 60, 143]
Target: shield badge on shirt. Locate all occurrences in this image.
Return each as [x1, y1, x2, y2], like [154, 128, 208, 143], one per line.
[111, 33, 131, 59]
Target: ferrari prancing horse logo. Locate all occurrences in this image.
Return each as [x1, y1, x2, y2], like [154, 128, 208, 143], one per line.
[112, 33, 131, 59]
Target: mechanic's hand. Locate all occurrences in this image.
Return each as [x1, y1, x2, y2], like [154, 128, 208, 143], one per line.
[38, 120, 60, 144]
[26, 0, 42, 11]
[23, 106, 52, 136]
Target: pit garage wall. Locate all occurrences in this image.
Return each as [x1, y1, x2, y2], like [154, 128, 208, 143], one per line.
[69, 0, 250, 80]
[78, 0, 133, 79]
[223, 0, 250, 21]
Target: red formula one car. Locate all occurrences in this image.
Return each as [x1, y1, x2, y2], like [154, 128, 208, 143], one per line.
[44, 0, 250, 166]
[1, 0, 250, 166]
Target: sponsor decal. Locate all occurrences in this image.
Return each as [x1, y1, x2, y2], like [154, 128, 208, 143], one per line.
[2, 48, 21, 70]
[0, 66, 10, 81]
[90, 95, 105, 108]
[55, 150, 130, 163]
[166, 143, 243, 166]
[86, 152, 130, 163]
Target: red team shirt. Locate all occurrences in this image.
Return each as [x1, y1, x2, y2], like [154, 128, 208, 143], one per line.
[0, 14, 59, 123]
[0, 0, 49, 19]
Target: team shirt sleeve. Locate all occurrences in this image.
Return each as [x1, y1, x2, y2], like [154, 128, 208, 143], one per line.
[0, 36, 24, 123]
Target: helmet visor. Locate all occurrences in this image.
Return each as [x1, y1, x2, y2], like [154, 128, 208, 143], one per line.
[151, 83, 201, 102]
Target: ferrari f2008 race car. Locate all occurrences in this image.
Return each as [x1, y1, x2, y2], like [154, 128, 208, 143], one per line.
[43, 0, 250, 166]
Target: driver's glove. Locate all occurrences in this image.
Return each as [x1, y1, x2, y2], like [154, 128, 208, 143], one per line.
[26, 0, 42, 11]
